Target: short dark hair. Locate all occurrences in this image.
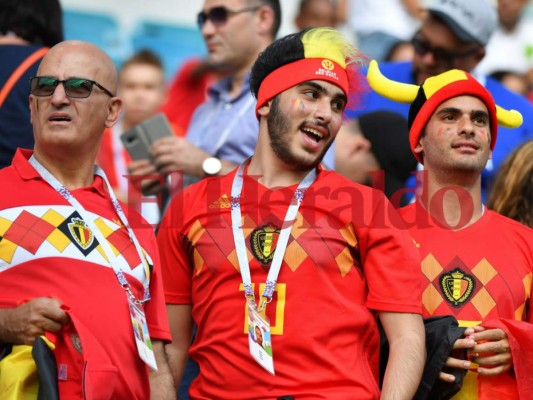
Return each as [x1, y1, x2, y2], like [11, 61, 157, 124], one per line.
[0, 0, 63, 47]
[256, 0, 282, 39]
[120, 49, 164, 72]
[250, 30, 307, 98]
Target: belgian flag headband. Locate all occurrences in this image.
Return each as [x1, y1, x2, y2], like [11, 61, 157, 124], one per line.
[255, 28, 362, 118]
[367, 60, 523, 163]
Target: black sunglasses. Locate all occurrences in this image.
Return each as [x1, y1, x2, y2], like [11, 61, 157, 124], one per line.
[197, 5, 260, 29]
[29, 76, 114, 98]
[411, 36, 481, 66]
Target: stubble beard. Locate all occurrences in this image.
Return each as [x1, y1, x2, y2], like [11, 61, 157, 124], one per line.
[267, 97, 331, 172]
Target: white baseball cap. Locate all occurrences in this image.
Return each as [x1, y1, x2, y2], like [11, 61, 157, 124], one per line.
[427, 0, 498, 46]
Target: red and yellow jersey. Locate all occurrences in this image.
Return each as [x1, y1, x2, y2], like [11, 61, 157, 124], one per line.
[400, 202, 533, 400]
[0, 149, 170, 399]
[158, 166, 422, 399]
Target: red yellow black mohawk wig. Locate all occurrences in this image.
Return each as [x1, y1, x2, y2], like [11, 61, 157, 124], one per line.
[366, 60, 523, 163]
[251, 27, 365, 118]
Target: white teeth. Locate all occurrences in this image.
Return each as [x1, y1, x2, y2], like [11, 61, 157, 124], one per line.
[302, 127, 322, 141]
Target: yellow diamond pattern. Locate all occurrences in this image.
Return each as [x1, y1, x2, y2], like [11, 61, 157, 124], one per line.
[471, 287, 496, 318]
[335, 246, 353, 277]
[284, 240, 307, 272]
[96, 246, 110, 262]
[227, 247, 253, 272]
[0, 238, 17, 263]
[523, 273, 532, 299]
[422, 284, 443, 315]
[41, 209, 65, 227]
[193, 248, 205, 276]
[471, 258, 497, 286]
[291, 212, 308, 239]
[515, 302, 526, 321]
[421, 253, 443, 282]
[94, 218, 113, 237]
[339, 224, 357, 248]
[227, 248, 239, 271]
[189, 220, 205, 246]
[0, 216, 12, 236]
[46, 229, 70, 252]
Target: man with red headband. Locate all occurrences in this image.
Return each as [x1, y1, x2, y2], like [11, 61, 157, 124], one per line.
[158, 28, 425, 399]
[368, 60, 533, 398]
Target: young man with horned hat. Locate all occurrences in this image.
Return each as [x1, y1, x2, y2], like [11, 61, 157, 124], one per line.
[369, 60, 533, 399]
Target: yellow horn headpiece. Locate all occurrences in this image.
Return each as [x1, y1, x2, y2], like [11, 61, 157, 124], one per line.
[366, 60, 523, 163]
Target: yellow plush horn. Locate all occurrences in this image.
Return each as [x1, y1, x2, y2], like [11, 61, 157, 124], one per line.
[367, 60, 419, 103]
[496, 105, 523, 128]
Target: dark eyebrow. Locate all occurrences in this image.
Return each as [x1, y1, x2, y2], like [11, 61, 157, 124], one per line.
[437, 107, 461, 116]
[471, 110, 489, 120]
[297, 81, 347, 104]
[437, 107, 489, 121]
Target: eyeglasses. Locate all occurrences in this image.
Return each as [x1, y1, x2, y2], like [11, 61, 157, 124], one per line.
[29, 76, 114, 98]
[197, 5, 260, 29]
[411, 36, 481, 66]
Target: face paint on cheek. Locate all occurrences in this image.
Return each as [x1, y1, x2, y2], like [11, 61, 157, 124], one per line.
[291, 98, 304, 113]
[35, 99, 39, 112]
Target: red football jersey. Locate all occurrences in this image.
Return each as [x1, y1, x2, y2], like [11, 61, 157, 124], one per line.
[400, 202, 533, 400]
[159, 166, 422, 399]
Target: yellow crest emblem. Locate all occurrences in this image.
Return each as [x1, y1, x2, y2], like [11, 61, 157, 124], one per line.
[440, 268, 475, 307]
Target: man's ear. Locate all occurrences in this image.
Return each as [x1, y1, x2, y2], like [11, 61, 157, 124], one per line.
[413, 138, 424, 157]
[105, 97, 123, 128]
[257, 101, 271, 117]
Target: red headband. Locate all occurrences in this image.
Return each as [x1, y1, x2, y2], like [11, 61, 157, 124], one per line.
[256, 58, 349, 118]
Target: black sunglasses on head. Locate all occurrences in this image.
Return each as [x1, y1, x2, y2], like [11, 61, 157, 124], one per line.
[197, 5, 260, 29]
[29, 76, 114, 98]
[411, 36, 481, 66]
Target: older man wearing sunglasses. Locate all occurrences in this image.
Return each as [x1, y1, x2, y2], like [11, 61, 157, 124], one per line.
[331, 0, 533, 204]
[0, 41, 175, 399]
[128, 0, 281, 193]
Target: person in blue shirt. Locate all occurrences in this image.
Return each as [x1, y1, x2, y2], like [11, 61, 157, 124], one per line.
[129, 0, 281, 191]
[329, 0, 533, 201]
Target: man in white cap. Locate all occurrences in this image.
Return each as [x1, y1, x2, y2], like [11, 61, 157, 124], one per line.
[332, 0, 533, 203]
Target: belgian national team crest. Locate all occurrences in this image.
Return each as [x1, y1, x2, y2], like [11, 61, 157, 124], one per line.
[250, 225, 280, 266]
[58, 212, 99, 256]
[440, 268, 476, 307]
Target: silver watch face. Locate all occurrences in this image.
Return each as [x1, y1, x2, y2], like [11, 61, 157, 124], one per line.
[203, 157, 222, 175]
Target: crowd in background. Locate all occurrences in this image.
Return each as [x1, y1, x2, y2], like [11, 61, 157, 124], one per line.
[1, 0, 533, 399]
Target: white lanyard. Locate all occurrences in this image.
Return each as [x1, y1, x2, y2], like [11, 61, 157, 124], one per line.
[231, 161, 317, 311]
[29, 155, 151, 304]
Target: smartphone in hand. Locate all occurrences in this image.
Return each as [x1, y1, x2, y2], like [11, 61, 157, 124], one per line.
[120, 113, 173, 161]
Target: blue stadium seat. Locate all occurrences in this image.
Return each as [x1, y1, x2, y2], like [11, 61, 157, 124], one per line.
[131, 21, 206, 80]
[62, 9, 128, 66]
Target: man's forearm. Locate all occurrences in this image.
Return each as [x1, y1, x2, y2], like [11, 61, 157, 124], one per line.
[149, 340, 176, 400]
[380, 312, 426, 400]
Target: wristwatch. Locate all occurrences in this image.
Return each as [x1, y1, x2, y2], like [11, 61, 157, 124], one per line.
[202, 157, 222, 176]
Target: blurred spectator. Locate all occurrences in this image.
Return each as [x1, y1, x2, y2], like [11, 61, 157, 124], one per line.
[476, 0, 533, 88]
[334, 111, 417, 206]
[294, 0, 337, 30]
[97, 49, 175, 223]
[337, 0, 424, 61]
[488, 139, 533, 228]
[385, 40, 414, 62]
[160, 58, 220, 136]
[332, 0, 533, 203]
[490, 70, 530, 96]
[128, 0, 281, 192]
[0, 0, 63, 169]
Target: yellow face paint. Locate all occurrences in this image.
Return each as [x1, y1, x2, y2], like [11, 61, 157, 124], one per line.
[35, 98, 39, 112]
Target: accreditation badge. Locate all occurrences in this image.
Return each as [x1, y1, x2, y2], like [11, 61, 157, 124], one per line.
[128, 297, 158, 370]
[247, 302, 274, 375]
